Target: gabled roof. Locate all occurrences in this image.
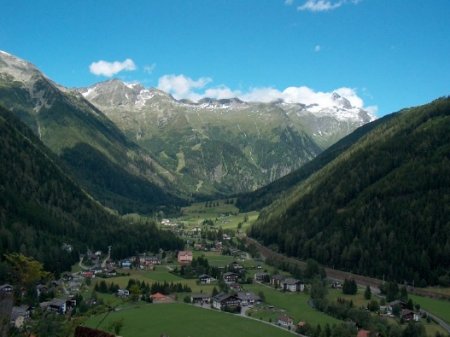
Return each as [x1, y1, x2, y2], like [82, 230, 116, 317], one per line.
[223, 272, 238, 277]
[278, 315, 293, 323]
[151, 292, 167, 300]
[50, 298, 66, 307]
[213, 292, 239, 302]
[237, 292, 260, 302]
[271, 274, 285, 280]
[357, 329, 370, 337]
[199, 274, 212, 279]
[283, 278, 301, 285]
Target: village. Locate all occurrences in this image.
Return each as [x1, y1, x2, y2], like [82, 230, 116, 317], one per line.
[2, 212, 440, 337]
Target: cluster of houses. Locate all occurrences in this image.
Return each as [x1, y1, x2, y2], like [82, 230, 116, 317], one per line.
[254, 272, 305, 292]
[190, 291, 261, 310]
[1, 283, 78, 330]
[381, 300, 421, 322]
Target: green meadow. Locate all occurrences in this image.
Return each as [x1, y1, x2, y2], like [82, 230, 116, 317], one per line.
[244, 283, 339, 326]
[85, 303, 295, 337]
[409, 294, 450, 324]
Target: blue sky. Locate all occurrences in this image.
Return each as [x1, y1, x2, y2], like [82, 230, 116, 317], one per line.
[1, 0, 449, 116]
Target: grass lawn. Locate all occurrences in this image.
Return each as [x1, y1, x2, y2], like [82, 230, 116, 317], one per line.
[193, 251, 235, 267]
[244, 283, 339, 326]
[409, 294, 450, 324]
[176, 200, 258, 231]
[85, 303, 295, 337]
[327, 288, 369, 308]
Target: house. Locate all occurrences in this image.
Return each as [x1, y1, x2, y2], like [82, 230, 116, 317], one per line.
[229, 283, 242, 292]
[82, 271, 95, 279]
[0, 284, 13, 293]
[270, 275, 285, 288]
[48, 298, 67, 314]
[36, 284, 48, 297]
[357, 329, 371, 337]
[199, 274, 213, 284]
[212, 293, 241, 310]
[117, 288, 130, 297]
[387, 300, 406, 315]
[401, 309, 420, 322]
[223, 272, 239, 284]
[121, 260, 132, 269]
[331, 281, 342, 289]
[254, 272, 270, 282]
[177, 251, 193, 264]
[230, 262, 244, 272]
[277, 315, 293, 328]
[190, 293, 211, 304]
[236, 292, 261, 306]
[11, 305, 31, 328]
[150, 292, 171, 303]
[282, 278, 304, 292]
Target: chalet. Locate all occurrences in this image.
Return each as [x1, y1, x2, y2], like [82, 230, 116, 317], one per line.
[82, 271, 95, 279]
[223, 272, 239, 284]
[49, 298, 67, 314]
[117, 289, 130, 297]
[151, 292, 171, 303]
[236, 292, 261, 306]
[0, 284, 13, 293]
[357, 329, 371, 337]
[212, 293, 241, 310]
[177, 251, 193, 264]
[254, 272, 270, 282]
[270, 275, 285, 288]
[121, 260, 132, 269]
[199, 274, 213, 284]
[230, 262, 244, 272]
[36, 284, 48, 297]
[401, 309, 420, 322]
[387, 300, 406, 315]
[229, 283, 242, 292]
[277, 315, 293, 328]
[190, 293, 211, 304]
[11, 305, 31, 328]
[331, 281, 342, 289]
[282, 278, 304, 292]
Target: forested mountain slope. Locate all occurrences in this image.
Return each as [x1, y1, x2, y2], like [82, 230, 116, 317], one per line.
[0, 106, 183, 275]
[249, 97, 450, 286]
[236, 113, 397, 212]
[0, 51, 185, 214]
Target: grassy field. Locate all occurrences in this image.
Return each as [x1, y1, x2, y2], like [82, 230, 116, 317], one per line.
[193, 251, 235, 267]
[327, 288, 369, 308]
[85, 303, 295, 337]
[244, 283, 339, 326]
[177, 200, 258, 231]
[410, 294, 450, 324]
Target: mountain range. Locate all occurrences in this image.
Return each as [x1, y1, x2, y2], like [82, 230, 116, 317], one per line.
[79, 79, 374, 195]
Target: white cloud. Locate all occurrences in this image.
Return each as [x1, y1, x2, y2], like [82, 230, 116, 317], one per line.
[157, 74, 212, 100]
[89, 58, 136, 77]
[314, 45, 321, 52]
[285, 0, 294, 5]
[298, 0, 361, 12]
[154, 74, 373, 114]
[144, 63, 156, 74]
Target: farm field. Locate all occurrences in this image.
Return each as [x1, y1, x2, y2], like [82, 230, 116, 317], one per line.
[244, 283, 339, 326]
[409, 294, 450, 324]
[85, 303, 295, 337]
[177, 199, 259, 231]
[327, 287, 370, 307]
